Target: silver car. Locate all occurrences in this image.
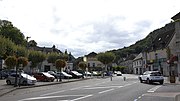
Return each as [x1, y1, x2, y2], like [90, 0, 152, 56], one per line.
[6, 73, 37, 85]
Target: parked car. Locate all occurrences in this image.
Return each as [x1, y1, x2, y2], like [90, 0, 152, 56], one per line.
[6, 73, 37, 85]
[116, 71, 122, 76]
[47, 71, 57, 78]
[55, 71, 72, 79]
[68, 71, 83, 78]
[33, 72, 55, 82]
[62, 71, 72, 79]
[0, 70, 9, 79]
[92, 71, 101, 76]
[85, 71, 92, 76]
[139, 71, 164, 84]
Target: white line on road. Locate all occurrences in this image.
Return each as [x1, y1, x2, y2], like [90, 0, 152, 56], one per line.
[70, 94, 93, 101]
[98, 89, 114, 94]
[18, 95, 84, 101]
[84, 86, 123, 89]
[40, 90, 67, 96]
[147, 85, 162, 93]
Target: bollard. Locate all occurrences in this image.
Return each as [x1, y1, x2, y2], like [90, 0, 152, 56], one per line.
[110, 76, 112, 81]
[123, 76, 126, 81]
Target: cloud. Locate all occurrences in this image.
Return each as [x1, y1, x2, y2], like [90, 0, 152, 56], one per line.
[50, 17, 153, 57]
[1, 0, 180, 58]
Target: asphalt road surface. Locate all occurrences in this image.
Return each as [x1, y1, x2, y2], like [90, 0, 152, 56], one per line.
[0, 74, 178, 101]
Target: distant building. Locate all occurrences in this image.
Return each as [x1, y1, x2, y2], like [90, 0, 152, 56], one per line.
[119, 60, 133, 74]
[133, 53, 143, 74]
[132, 13, 180, 76]
[28, 45, 62, 54]
[26, 45, 75, 73]
[84, 52, 104, 71]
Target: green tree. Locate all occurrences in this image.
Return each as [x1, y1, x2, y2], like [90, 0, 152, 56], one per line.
[28, 50, 46, 73]
[55, 59, 66, 82]
[96, 52, 116, 77]
[0, 36, 7, 58]
[0, 20, 26, 46]
[57, 53, 68, 61]
[78, 62, 87, 71]
[15, 46, 28, 58]
[47, 52, 60, 64]
[0, 35, 28, 59]
[0, 35, 17, 59]
[17, 57, 28, 68]
[4, 56, 17, 70]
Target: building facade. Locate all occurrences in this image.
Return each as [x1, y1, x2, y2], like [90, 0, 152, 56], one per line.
[133, 53, 143, 74]
[172, 12, 180, 81]
[85, 52, 104, 71]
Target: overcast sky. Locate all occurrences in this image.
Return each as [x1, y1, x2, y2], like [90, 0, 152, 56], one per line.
[0, 0, 180, 58]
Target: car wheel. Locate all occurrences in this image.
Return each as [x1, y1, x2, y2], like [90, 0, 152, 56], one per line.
[159, 81, 164, 85]
[6, 80, 11, 85]
[22, 81, 27, 85]
[147, 78, 151, 84]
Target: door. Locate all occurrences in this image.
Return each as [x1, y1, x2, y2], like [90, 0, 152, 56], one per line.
[44, 65, 50, 72]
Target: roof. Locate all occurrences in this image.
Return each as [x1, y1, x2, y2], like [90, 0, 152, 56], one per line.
[28, 45, 62, 54]
[133, 53, 142, 61]
[86, 52, 97, 57]
[171, 12, 180, 21]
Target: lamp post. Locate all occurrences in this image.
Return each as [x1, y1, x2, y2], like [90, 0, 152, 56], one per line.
[18, 64, 23, 87]
[83, 56, 87, 78]
[26, 36, 31, 48]
[14, 65, 18, 87]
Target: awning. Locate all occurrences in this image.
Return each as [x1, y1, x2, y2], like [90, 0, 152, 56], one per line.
[167, 55, 178, 64]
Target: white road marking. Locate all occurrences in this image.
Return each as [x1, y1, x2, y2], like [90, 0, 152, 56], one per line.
[147, 85, 162, 93]
[41, 90, 67, 96]
[70, 94, 93, 101]
[18, 95, 84, 101]
[84, 86, 123, 89]
[98, 89, 114, 94]
[134, 85, 162, 101]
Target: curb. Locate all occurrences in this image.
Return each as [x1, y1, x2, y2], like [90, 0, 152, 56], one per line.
[0, 78, 90, 97]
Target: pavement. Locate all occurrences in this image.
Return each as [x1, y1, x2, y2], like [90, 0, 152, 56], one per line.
[162, 77, 180, 101]
[0, 76, 180, 101]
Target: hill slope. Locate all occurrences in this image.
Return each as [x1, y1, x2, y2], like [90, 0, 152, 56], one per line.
[109, 22, 174, 63]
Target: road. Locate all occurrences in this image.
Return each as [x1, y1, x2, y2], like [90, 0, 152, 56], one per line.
[0, 74, 178, 101]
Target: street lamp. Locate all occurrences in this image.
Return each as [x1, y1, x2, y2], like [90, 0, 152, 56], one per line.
[26, 36, 31, 48]
[18, 64, 23, 87]
[83, 57, 87, 77]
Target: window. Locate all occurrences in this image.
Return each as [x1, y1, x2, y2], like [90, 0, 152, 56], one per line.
[93, 63, 95, 67]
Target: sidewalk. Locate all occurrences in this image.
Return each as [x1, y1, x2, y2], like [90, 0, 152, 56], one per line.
[163, 77, 180, 101]
[0, 78, 90, 97]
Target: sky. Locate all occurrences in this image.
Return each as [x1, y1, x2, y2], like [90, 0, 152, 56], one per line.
[0, 0, 180, 58]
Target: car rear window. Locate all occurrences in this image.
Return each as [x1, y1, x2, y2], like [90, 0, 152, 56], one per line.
[150, 72, 162, 76]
